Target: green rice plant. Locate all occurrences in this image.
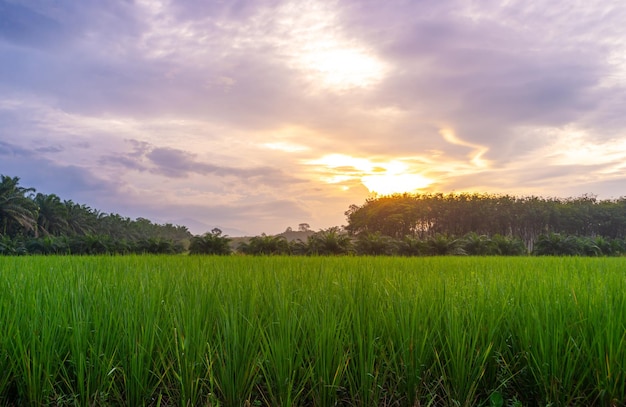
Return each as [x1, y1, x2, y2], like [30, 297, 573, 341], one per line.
[7, 265, 69, 405]
[0, 259, 18, 404]
[428, 262, 504, 407]
[498, 258, 594, 405]
[380, 274, 439, 406]
[57, 264, 121, 406]
[301, 279, 350, 407]
[115, 261, 170, 406]
[257, 280, 311, 406]
[1, 255, 626, 405]
[210, 267, 263, 407]
[212, 306, 261, 406]
[341, 260, 393, 406]
[434, 305, 496, 407]
[164, 269, 221, 407]
[576, 261, 626, 406]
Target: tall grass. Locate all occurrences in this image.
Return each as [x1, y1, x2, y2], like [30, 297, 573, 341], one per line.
[0, 255, 625, 406]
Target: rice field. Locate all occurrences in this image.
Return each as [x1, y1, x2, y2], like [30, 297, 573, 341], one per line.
[0, 255, 625, 406]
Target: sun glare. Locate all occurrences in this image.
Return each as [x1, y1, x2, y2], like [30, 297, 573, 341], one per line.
[308, 154, 433, 195]
[299, 46, 388, 90]
[361, 173, 432, 195]
[274, 1, 388, 91]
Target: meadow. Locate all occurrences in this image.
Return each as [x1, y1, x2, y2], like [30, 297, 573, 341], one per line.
[0, 256, 624, 406]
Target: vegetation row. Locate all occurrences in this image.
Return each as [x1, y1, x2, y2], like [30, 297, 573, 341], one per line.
[3, 229, 626, 257]
[345, 192, 626, 250]
[191, 228, 626, 257]
[4, 174, 626, 257]
[0, 256, 625, 406]
[0, 175, 192, 244]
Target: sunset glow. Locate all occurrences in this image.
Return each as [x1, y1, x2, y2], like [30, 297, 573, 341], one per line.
[361, 173, 433, 195]
[309, 154, 433, 195]
[2, 0, 625, 235]
[299, 46, 388, 90]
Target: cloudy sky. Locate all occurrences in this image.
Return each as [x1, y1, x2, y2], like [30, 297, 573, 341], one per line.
[1, 0, 625, 235]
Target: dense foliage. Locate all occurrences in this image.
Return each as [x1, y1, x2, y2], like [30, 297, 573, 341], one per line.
[0, 175, 191, 254]
[4, 174, 626, 256]
[1, 256, 625, 406]
[188, 228, 232, 255]
[345, 192, 626, 251]
[232, 230, 626, 257]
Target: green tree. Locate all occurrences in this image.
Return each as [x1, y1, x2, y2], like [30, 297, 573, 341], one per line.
[426, 234, 465, 256]
[306, 227, 353, 255]
[0, 175, 37, 236]
[397, 236, 428, 256]
[462, 232, 496, 256]
[355, 232, 397, 255]
[491, 234, 526, 256]
[189, 228, 231, 255]
[533, 233, 590, 256]
[238, 234, 290, 255]
[34, 193, 69, 236]
[63, 201, 97, 236]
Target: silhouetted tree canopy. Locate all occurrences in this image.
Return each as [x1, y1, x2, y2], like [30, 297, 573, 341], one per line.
[345, 192, 626, 252]
[0, 175, 192, 255]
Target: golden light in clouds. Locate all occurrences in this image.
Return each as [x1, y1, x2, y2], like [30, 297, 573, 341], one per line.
[439, 127, 489, 168]
[274, 1, 388, 91]
[361, 173, 432, 195]
[298, 45, 388, 90]
[309, 154, 433, 195]
[262, 141, 309, 153]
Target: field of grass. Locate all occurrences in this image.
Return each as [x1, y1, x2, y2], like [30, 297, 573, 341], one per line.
[0, 255, 625, 406]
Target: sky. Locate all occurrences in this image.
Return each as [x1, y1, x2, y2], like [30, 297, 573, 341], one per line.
[1, 0, 626, 236]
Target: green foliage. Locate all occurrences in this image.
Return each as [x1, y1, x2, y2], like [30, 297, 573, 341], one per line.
[0, 174, 193, 254]
[0, 175, 38, 236]
[0, 235, 26, 255]
[345, 192, 626, 251]
[306, 227, 353, 255]
[426, 234, 465, 255]
[354, 232, 396, 255]
[34, 193, 69, 236]
[238, 234, 290, 255]
[533, 233, 612, 256]
[396, 235, 428, 256]
[491, 234, 527, 255]
[0, 256, 625, 405]
[189, 228, 232, 255]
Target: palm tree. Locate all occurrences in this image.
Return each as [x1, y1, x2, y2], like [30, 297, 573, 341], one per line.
[63, 200, 97, 235]
[426, 234, 465, 256]
[397, 236, 428, 256]
[237, 234, 290, 255]
[306, 227, 353, 255]
[189, 228, 232, 255]
[355, 232, 397, 255]
[462, 232, 496, 255]
[0, 175, 37, 236]
[34, 193, 69, 236]
[491, 234, 526, 256]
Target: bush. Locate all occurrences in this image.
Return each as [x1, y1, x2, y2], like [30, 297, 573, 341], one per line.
[189, 229, 231, 255]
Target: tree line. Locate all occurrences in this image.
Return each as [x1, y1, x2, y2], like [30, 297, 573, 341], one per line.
[4, 174, 626, 256]
[189, 227, 626, 257]
[344, 192, 626, 251]
[0, 175, 192, 255]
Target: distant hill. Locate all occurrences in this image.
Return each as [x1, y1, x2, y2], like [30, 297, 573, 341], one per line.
[276, 230, 315, 242]
[228, 230, 315, 251]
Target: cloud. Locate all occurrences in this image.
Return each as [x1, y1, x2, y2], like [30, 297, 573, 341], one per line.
[0, 140, 31, 157]
[98, 140, 303, 187]
[335, 0, 625, 157]
[2, 0, 626, 235]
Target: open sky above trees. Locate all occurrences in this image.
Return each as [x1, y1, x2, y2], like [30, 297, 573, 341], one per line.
[1, 0, 626, 235]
